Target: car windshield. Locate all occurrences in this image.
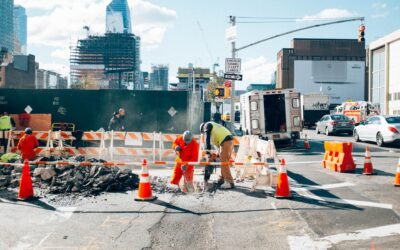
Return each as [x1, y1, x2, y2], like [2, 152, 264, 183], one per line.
[385, 117, 400, 124]
[331, 115, 349, 121]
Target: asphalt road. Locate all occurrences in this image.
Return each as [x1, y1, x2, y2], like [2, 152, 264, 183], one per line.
[1, 131, 400, 250]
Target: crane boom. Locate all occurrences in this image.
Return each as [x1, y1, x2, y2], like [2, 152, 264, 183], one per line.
[235, 17, 365, 52]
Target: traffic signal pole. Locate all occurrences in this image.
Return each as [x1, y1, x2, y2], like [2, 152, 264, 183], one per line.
[227, 15, 364, 134]
[230, 16, 236, 133]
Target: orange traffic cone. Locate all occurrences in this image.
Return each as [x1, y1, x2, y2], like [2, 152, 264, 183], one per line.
[135, 159, 157, 201]
[363, 146, 375, 175]
[275, 159, 291, 198]
[394, 159, 400, 187]
[304, 134, 310, 150]
[18, 160, 34, 200]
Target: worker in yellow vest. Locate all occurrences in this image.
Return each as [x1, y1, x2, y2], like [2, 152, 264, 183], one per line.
[0, 112, 16, 153]
[200, 121, 235, 189]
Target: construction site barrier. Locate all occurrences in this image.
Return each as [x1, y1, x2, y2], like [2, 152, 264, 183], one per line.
[322, 141, 356, 172]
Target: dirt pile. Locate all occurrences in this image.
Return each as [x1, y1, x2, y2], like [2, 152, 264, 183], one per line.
[0, 156, 139, 196]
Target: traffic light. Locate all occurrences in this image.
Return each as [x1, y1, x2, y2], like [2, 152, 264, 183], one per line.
[215, 87, 225, 97]
[358, 24, 365, 43]
[224, 86, 231, 98]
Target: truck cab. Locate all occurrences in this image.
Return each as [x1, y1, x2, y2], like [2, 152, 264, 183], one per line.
[240, 89, 302, 142]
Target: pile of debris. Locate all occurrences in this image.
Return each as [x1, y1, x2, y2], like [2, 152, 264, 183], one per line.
[0, 156, 139, 196]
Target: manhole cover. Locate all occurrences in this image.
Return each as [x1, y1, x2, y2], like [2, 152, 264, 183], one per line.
[24, 105, 33, 114]
[168, 107, 177, 117]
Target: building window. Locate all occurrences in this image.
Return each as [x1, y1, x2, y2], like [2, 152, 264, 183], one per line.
[371, 48, 385, 113]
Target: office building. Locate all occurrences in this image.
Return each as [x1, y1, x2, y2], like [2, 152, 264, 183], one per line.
[0, 0, 14, 54]
[368, 30, 400, 115]
[174, 64, 211, 91]
[277, 38, 366, 105]
[106, 0, 132, 34]
[14, 5, 27, 54]
[150, 65, 169, 90]
[0, 54, 36, 88]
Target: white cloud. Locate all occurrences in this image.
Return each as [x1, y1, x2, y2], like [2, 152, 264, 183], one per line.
[39, 62, 69, 76]
[299, 8, 358, 21]
[239, 56, 276, 90]
[372, 2, 387, 9]
[371, 2, 389, 18]
[15, 0, 177, 75]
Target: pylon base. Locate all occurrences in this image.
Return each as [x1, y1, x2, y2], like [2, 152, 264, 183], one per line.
[17, 196, 38, 201]
[362, 172, 377, 175]
[135, 196, 157, 202]
[274, 194, 291, 199]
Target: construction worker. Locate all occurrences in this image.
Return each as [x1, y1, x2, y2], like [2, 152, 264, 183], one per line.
[200, 121, 235, 189]
[170, 131, 199, 191]
[0, 112, 16, 153]
[108, 111, 124, 131]
[17, 127, 39, 161]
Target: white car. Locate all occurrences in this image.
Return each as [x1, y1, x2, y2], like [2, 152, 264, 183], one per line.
[353, 115, 400, 147]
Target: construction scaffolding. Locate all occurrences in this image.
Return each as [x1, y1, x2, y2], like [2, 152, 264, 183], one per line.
[70, 33, 141, 89]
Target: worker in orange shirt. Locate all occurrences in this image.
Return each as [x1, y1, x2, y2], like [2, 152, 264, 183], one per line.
[17, 128, 39, 161]
[170, 131, 199, 191]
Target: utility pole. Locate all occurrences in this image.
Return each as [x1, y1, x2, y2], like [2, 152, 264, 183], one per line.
[229, 15, 236, 133]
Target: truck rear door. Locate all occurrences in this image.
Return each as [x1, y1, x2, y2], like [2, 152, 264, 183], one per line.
[288, 92, 302, 132]
[249, 94, 262, 135]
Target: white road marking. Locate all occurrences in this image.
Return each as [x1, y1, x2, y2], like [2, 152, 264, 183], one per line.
[54, 207, 76, 220]
[292, 182, 355, 191]
[288, 223, 400, 250]
[299, 193, 393, 210]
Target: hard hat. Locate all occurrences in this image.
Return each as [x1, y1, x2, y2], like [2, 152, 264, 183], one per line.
[183, 130, 192, 144]
[199, 123, 205, 133]
[25, 127, 32, 134]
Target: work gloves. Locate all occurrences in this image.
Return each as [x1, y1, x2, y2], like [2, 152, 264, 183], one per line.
[181, 165, 187, 171]
[175, 145, 182, 152]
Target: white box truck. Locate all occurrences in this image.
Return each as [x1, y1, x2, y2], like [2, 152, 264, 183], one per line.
[301, 93, 330, 128]
[240, 89, 302, 142]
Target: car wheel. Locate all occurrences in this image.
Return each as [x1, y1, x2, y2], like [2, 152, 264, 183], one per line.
[325, 127, 330, 136]
[376, 133, 385, 147]
[354, 130, 360, 142]
[316, 126, 320, 134]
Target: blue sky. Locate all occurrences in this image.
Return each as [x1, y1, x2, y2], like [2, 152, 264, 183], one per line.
[15, 0, 400, 89]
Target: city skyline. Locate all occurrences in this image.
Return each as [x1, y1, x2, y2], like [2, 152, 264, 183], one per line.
[13, 0, 400, 90]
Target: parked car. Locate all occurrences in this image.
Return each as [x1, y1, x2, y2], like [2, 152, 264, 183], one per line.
[316, 114, 355, 136]
[353, 115, 400, 147]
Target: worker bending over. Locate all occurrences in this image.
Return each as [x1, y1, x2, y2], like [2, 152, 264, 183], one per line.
[200, 121, 235, 189]
[170, 131, 199, 190]
[17, 127, 39, 161]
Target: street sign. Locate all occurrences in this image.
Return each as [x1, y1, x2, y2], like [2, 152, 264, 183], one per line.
[225, 58, 241, 73]
[226, 26, 237, 42]
[224, 73, 243, 81]
[224, 80, 232, 88]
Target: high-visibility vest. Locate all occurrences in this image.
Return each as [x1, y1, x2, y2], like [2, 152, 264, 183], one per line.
[0, 116, 12, 130]
[209, 121, 231, 147]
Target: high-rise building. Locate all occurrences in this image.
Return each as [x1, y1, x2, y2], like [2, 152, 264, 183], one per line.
[14, 5, 27, 55]
[174, 64, 211, 91]
[150, 65, 169, 90]
[70, 33, 141, 89]
[0, 0, 14, 54]
[277, 38, 366, 105]
[106, 0, 132, 34]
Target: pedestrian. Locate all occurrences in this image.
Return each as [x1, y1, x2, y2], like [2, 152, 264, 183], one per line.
[213, 112, 226, 127]
[200, 121, 235, 189]
[118, 108, 126, 131]
[0, 112, 16, 153]
[170, 130, 199, 192]
[17, 127, 39, 161]
[108, 111, 124, 131]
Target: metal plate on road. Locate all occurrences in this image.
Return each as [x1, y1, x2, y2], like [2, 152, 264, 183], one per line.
[224, 73, 243, 81]
[225, 58, 241, 73]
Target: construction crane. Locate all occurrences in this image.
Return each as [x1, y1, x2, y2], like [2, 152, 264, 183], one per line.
[197, 21, 220, 73]
[227, 16, 365, 133]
